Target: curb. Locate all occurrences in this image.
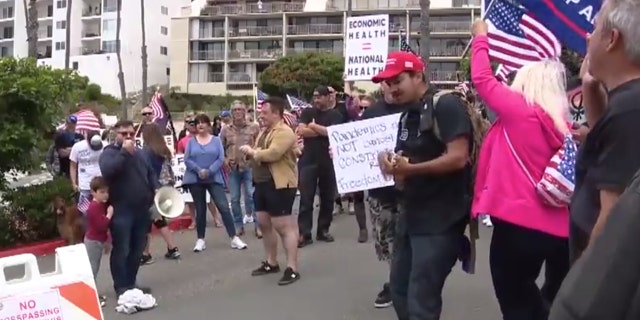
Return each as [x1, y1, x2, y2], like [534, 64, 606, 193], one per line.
[0, 216, 194, 258]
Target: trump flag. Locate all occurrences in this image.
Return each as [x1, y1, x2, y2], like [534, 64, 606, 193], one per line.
[516, 0, 602, 55]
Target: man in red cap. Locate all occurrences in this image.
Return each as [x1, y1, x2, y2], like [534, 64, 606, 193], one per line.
[375, 51, 473, 320]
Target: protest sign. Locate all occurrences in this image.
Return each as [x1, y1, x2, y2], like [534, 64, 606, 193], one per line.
[344, 14, 389, 81]
[328, 114, 401, 194]
[135, 135, 175, 154]
[172, 154, 209, 202]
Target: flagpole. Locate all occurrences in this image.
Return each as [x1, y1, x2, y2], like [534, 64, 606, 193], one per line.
[252, 83, 257, 121]
[460, 0, 497, 58]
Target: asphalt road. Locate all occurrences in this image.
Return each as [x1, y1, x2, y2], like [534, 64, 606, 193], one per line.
[3, 205, 502, 320]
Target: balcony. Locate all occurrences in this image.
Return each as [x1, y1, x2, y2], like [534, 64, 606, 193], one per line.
[388, 46, 465, 57]
[229, 26, 283, 37]
[191, 50, 224, 61]
[82, 7, 102, 18]
[227, 72, 254, 83]
[82, 31, 101, 39]
[409, 21, 471, 33]
[286, 47, 343, 56]
[287, 24, 343, 36]
[200, 1, 304, 16]
[430, 70, 459, 82]
[37, 30, 53, 39]
[199, 28, 225, 39]
[228, 49, 282, 60]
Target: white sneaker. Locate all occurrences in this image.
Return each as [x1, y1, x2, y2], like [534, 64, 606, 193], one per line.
[481, 215, 493, 228]
[246, 215, 254, 224]
[230, 236, 248, 250]
[348, 202, 355, 214]
[242, 215, 249, 224]
[193, 239, 206, 252]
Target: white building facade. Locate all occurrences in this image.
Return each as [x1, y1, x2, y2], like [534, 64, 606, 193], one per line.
[0, 0, 189, 97]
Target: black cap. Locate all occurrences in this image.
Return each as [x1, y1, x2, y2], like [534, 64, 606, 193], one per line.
[314, 86, 331, 96]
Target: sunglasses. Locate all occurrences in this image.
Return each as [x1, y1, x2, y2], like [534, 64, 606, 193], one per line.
[118, 131, 135, 137]
[186, 120, 196, 126]
[142, 112, 152, 116]
[359, 105, 368, 110]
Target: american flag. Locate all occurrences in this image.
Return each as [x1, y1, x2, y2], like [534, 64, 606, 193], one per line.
[537, 134, 577, 207]
[399, 33, 418, 56]
[286, 95, 312, 111]
[77, 193, 91, 215]
[256, 90, 268, 111]
[56, 109, 101, 133]
[149, 91, 178, 150]
[486, 0, 560, 80]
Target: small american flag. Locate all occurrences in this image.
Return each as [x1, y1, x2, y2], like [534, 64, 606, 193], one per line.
[286, 95, 312, 111]
[150, 91, 166, 122]
[256, 90, 268, 111]
[399, 33, 418, 56]
[283, 111, 298, 129]
[77, 194, 91, 215]
[487, 0, 560, 79]
[56, 109, 101, 133]
[537, 134, 577, 207]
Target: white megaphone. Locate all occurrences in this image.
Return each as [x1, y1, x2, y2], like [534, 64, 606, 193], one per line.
[153, 186, 186, 219]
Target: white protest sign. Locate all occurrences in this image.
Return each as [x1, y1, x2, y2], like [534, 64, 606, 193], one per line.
[135, 135, 175, 155]
[328, 113, 401, 194]
[344, 14, 389, 81]
[172, 154, 210, 203]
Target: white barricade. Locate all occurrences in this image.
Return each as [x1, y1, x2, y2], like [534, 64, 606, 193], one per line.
[0, 244, 104, 320]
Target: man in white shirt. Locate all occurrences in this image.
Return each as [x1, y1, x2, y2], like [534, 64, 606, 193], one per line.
[70, 131, 104, 214]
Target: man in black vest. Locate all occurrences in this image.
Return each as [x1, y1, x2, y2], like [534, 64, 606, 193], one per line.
[374, 51, 472, 320]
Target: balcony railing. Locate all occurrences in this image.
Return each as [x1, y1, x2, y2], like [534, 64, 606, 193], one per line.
[287, 24, 343, 36]
[199, 29, 225, 38]
[229, 25, 283, 37]
[191, 50, 224, 61]
[82, 7, 101, 17]
[82, 32, 101, 38]
[37, 31, 52, 38]
[387, 46, 465, 57]
[201, 1, 304, 16]
[208, 72, 225, 83]
[409, 21, 471, 33]
[227, 72, 254, 83]
[286, 47, 343, 56]
[228, 49, 283, 60]
[430, 71, 459, 82]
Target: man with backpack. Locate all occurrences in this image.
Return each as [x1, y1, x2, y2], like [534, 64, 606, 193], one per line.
[372, 51, 485, 320]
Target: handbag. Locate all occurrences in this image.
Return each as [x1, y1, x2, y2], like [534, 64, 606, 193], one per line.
[159, 158, 175, 186]
[503, 128, 577, 207]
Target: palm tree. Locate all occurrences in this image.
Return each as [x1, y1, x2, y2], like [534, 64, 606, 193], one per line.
[140, 0, 148, 106]
[115, 0, 127, 118]
[23, 0, 38, 58]
[64, 0, 72, 69]
[419, 0, 431, 83]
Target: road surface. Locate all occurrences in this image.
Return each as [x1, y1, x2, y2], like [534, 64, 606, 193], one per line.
[3, 207, 502, 320]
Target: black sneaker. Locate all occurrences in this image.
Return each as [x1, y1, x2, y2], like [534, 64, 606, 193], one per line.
[278, 267, 300, 286]
[251, 261, 280, 276]
[99, 295, 107, 308]
[316, 232, 335, 243]
[298, 237, 313, 248]
[139, 254, 155, 265]
[165, 247, 181, 259]
[374, 283, 392, 308]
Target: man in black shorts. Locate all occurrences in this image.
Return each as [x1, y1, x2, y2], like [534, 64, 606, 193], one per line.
[239, 97, 300, 285]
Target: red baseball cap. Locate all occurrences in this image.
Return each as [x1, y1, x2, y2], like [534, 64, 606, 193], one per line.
[371, 51, 425, 83]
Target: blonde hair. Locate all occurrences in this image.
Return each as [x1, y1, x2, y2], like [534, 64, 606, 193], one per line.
[510, 60, 570, 134]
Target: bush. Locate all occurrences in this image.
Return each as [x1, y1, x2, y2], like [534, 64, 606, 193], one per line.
[0, 177, 75, 249]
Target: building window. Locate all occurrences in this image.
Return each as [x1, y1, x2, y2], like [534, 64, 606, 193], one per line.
[56, 21, 66, 29]
[160, 26, 168, 35]
[2, 26, 13, 39]
[55, 41, 66, 51]
[47, 5, 53, 16]
[161, 6, 168, 15]
[1, 47, 9, 57]
[102, 40, 118, 53]
[72, 61, 78, 70]
[160, 46, 168, 55]
[103, 0, 117, 12]
[56, 0, 66, 9]
[2, 6, 14, 19]
[166, 67, 170, 76]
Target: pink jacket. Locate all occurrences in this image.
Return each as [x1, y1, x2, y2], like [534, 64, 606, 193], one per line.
[470, 36, 569, 238]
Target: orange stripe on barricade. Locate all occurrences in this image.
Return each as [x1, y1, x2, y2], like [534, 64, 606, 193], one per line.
[55, 282, 102, 320]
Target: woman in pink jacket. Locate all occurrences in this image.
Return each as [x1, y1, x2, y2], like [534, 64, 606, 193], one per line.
[470, 21, 570, 320]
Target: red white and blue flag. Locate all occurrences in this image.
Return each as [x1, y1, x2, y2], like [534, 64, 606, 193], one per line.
[77, 193, 91, 215]
[537, 134, 577, 207]
[256, 90, 268, 111]
[56, 109, 101, 133]
[486, 0, 561, 81]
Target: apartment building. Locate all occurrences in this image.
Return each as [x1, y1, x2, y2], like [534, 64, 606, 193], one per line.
[0, 0, 189, 97]
[170, 0, 481, 96]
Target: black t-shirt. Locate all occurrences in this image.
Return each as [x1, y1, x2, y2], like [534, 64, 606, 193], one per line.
[54, 130, 84, 177]
[299, 106, 344, 166]
[571, 78, 640, 233]
[361, 99, 404, 204]
[395, 93, 472, 235]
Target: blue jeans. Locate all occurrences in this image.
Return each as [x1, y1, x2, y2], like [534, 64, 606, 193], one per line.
[227, 169, 256, 229]
[189, 183, 236, 239]
[390, 215, 461, 320]
[109, 206, 151, 294]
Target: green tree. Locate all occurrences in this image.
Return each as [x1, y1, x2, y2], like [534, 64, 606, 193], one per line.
[458, 57, 499, 80]
[560, 46, 582, 79]
[259, 52, 344, 100]
[0, 58, 85, 188]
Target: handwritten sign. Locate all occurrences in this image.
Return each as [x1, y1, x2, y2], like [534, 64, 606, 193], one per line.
[344, 14, 389, 81]
[172, 154, 209, 203]
[0, 289, 63, 320]
[328, 114, 401, 194]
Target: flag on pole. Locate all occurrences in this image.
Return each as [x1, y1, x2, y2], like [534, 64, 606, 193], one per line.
[399, 32, 418, 56]
[56, 109, 101, 133]
[486, 0, 560, 79]
[286, 95, 313, 111]
[149, 91, 178, 150]
[256, 90, 268, 111]
[77, 193, 91, 215]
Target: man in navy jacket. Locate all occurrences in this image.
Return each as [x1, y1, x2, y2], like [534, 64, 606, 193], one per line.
[99, 119, 159, 296]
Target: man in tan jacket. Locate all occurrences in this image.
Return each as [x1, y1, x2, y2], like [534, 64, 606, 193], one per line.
[239, 96, 300, 286]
